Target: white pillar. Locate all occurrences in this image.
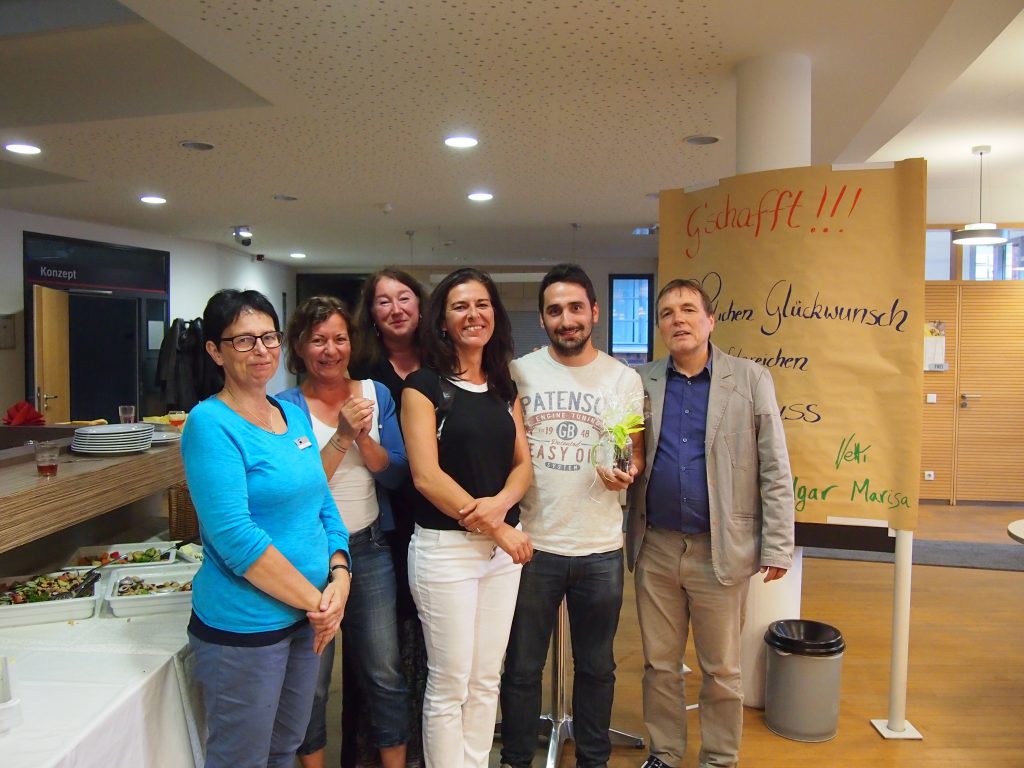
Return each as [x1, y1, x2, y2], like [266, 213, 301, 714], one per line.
[734, 53, 811, 708]
[735, 53, 811, 174]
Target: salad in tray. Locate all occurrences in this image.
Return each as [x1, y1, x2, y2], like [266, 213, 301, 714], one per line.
[0, 571, 96, 605]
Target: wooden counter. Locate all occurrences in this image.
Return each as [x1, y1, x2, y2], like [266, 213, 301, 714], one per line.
[0, 444, 184, 554]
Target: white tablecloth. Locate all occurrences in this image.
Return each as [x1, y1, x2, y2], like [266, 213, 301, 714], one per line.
[0, 607, 201, 768]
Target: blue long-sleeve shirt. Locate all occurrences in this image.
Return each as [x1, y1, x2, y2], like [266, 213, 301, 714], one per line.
[646, 357, 713, 533]
[182, 395, 349, 634]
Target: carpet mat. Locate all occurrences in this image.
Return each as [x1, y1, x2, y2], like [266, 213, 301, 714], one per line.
[805, 538, 1024, 572]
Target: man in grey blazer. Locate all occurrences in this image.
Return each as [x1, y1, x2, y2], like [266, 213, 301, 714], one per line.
[626, 279, 794, 768]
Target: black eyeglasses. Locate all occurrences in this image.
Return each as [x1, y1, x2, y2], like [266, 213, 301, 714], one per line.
[220, 331, 284, 352]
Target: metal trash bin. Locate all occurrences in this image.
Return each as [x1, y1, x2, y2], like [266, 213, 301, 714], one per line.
[764, 619, 845, 742]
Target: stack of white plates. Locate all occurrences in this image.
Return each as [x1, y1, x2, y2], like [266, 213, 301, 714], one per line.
[71, 423, 155, 455]
[151, 430, 182, 445]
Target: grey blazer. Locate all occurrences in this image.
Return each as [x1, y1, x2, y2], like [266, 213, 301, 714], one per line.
[625, 344, 795, 585]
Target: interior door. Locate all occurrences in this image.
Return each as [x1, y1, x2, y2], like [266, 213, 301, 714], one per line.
[68, 294, 139, 423]
[954, 282, 1024, 501]
[32, 284, 71, 423]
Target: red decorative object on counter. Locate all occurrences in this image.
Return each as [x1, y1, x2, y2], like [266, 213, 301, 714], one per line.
[3, 401, 45, 426]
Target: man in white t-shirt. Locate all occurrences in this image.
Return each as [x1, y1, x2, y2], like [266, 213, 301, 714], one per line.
[499, 264, 645, 768]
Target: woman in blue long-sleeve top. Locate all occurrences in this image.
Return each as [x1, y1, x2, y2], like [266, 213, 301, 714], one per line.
[182, 289, 351, 768]
[277, 295, 411, 768]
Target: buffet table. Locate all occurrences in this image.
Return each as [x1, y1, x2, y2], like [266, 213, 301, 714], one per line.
[0, 434, 201, 766]
[0, 441, 185, 554]
[0, 608, 201, 768]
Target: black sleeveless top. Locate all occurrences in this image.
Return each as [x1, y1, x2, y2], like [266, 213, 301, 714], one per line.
[404, 367, 519, 531]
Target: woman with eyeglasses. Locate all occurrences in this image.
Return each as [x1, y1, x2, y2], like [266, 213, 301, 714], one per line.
[276, 296, 411, 768]
[181, 289, 351, 768]
[402, 268, 533, 767]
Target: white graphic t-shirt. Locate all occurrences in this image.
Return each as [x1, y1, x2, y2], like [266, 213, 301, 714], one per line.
[511, 348, 643, 556]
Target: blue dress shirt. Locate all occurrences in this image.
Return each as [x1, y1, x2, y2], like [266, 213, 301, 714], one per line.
[646, 354, 712, 533]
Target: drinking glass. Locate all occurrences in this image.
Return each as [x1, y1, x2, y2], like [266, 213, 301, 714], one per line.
[118, 405, 136, 424]
[167, 410, 186, 431]
[34, 442, 59, 477]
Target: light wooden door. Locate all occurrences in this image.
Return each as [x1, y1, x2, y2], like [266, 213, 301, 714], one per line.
[32, 284, 70, 423]
[954, 282, 1024, 501]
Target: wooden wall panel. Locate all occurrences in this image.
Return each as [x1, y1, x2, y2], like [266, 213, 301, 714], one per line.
[955, 282, 1024, 501]
[920, 284, 957, 500]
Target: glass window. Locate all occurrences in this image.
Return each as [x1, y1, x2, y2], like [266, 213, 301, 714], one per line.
[961, 229, 1024, 281]
[925, 230, 952, 280]
[609, 274, 652, 365]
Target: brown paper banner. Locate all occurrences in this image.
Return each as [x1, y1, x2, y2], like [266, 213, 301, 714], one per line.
[658, 159, 925, 529]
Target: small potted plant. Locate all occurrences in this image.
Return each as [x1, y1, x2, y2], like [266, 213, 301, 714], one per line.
[606, 413, 644, 472]
[590, 388, 644, 474]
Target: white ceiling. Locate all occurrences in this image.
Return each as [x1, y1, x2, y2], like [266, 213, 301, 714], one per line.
[1, 0, 1022, 269]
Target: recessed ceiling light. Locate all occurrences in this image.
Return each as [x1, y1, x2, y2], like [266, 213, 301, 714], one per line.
[445, 136, 478, 148]
[5, 143, 41, 155]
[140, 195, 166, 205]
[684, 134, 720, 146]
[273, 193, 298, 202]
[468, 192, 493, 202]
[179, 140, 215, 151]
[289, 252, 307, 259]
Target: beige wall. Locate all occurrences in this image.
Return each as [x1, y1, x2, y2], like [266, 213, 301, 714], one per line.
[920, 284, 958, 500]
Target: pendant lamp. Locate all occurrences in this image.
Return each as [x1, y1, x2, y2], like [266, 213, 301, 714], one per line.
[952, 145, 1007, 246]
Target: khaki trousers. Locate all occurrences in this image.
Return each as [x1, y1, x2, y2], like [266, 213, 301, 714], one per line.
[635, 528, 749, 768]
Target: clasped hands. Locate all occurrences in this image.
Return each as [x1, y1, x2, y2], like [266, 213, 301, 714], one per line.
[458, 496, 533, 564]
[335, 396, 375, 443]
[307, 574, 350, 654]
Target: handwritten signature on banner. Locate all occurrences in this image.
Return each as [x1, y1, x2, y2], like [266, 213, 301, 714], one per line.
[793, 476, 911, 513]
[793, 432, 909, 514]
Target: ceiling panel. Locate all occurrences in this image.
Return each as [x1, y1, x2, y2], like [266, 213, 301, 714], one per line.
[0, 0, 1019, 268]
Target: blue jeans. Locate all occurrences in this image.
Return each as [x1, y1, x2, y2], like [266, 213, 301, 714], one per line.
[299, 521, 410, 754]
[190, 622, 320, 768]
[499, 548, 624, 768]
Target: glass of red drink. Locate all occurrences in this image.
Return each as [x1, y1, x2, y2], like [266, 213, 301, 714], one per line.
[34, 442, 59, 477]
[167, 410, 186, 431]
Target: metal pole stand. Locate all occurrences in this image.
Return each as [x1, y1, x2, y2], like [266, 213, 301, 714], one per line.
[537, 599, 645, 768]
[870, 529, 922, 740]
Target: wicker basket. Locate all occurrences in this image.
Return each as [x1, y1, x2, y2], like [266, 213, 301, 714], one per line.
[168, 481, 201, 542]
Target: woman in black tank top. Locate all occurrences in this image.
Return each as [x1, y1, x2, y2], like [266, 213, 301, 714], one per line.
[401, 268, 533, 768]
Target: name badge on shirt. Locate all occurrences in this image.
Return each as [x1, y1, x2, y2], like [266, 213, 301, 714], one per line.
[295, 436, 313, 450]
